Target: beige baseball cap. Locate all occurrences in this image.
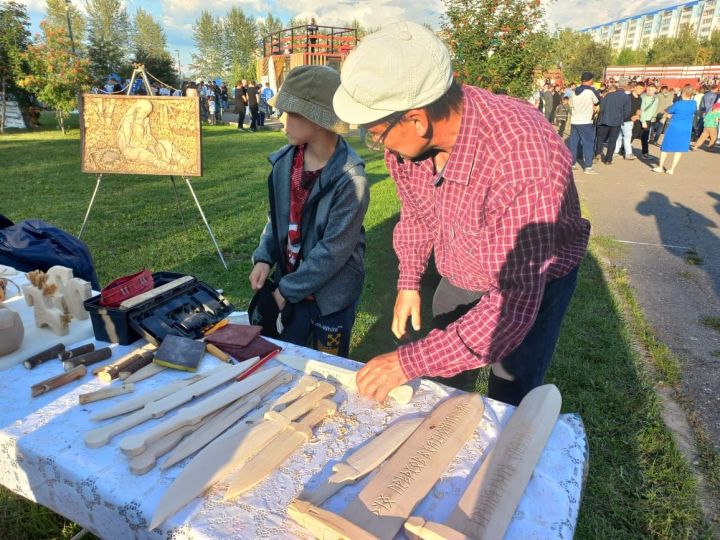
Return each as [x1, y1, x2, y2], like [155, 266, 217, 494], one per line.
[333, 21, 453, 126]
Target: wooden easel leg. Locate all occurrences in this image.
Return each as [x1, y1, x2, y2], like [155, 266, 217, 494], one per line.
[169, 176, 188, 232]
[78, 174, 103, 238]
[184, 177, 228, 270]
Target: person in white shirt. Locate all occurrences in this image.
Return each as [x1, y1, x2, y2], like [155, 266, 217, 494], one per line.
[568, 71, 600, 174]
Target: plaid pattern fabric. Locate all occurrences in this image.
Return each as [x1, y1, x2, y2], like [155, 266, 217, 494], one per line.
[387, 85, 591, 379]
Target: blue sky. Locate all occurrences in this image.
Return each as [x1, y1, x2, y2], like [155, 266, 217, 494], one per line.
[15, 0, 684, 73]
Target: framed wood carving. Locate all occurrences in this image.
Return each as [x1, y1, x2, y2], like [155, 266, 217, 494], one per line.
[80, 95, 202, 177]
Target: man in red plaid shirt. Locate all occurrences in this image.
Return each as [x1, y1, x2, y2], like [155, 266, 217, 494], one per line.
[334, 22, 590, 406]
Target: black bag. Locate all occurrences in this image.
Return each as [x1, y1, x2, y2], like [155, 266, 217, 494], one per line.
[0, 216, 100, 289]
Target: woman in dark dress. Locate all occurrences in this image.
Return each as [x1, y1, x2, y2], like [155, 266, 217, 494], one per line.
[653, 85, 697, 175]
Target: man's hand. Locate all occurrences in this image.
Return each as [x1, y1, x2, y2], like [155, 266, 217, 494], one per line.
[356, 351, 409, 402]
[392, 289, 421, 339]
[272, 288, 286, 310]
[249, 262, 270, 291]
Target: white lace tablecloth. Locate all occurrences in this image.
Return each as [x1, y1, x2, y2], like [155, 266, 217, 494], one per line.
[0, 323, 588, 540]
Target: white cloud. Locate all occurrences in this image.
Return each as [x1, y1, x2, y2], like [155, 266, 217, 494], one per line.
[545, 0, 683, 30]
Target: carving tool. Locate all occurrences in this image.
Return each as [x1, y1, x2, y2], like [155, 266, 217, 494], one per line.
[91, 373, 205, 421]
[149, 376, 329, 530]
[289, 393, 484, 540]
[59, 343, 95, 361]
[224, 399, 337, 500]
[205, 343, 231, 363]
[23, 343, 65, 369]
[405, 384, 562, 540]
[299, 417, 424, 506]
[79, 383, 134, 405]
[31, 365, 87, 397]
[236, 349, 280, 381]
[62, 347, 112, 370]
[274, 353, 414, 404]
[84, 363, 247, 447]
[162, 371, 293, 469]
[118, 367, 283, 457]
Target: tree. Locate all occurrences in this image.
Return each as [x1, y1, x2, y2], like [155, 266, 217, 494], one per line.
[222, 6, 258, 82]
[707, 30, 720, 63]
[17, 21, 92, 133]
[551, 28, 612, 84]
[131, 8, 177, 86]
[0, 1, 31, 133]
[190, 10, 223, 80]
[84, 0, 130, 81]
[442, 0, 553, 97]
[45, 0, 85, 52]
[257, 13, 284, 40]
[613, 47, 648, 66]
[647, 25, 700, 65]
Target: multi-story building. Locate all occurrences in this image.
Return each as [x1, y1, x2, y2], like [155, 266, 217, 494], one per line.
[581, 0, 720, 50]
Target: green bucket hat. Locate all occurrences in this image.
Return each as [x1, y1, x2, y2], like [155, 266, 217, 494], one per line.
[269, 65, 349, 134]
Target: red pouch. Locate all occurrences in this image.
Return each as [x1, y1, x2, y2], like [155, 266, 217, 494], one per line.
[100, 269, 154, 307]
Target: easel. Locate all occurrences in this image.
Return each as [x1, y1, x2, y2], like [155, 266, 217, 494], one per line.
[78, 65, 228, 270]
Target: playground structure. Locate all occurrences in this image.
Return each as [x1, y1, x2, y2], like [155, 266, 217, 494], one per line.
[604, 64, 720, 87]
[256, 24, 358, 88]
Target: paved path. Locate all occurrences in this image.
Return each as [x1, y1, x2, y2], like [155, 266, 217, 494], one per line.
[575, 142, 720, 449]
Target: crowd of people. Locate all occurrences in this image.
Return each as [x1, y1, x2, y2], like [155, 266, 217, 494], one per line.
[533, 77, 719, 176]
[232, 80, 275, 131]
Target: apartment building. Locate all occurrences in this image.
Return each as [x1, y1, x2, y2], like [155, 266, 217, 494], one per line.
[581, 0, 720, 50]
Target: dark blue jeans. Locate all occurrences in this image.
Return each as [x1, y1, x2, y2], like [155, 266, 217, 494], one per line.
[431, 265, 580, 406]
[568, 123, 596, 168]
[279, 301, 357, 358]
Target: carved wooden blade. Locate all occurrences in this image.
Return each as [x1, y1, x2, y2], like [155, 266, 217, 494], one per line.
[148, 378, 334, 530]
[288, 500, 380, 540]
[446, 384, 561, 539]
[404, 517, 467, 540]
[85, 363, 247, 447]
[274, 354, 414, 404]
[339, 393, 484, 540]
[224, 399, 337, 500]
[161, 371, 293, 469]
[300, 416, 424, 506]
[118, 367, 282, 456]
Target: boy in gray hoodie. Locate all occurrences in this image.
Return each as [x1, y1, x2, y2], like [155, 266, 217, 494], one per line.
[249, 66, 369, 357]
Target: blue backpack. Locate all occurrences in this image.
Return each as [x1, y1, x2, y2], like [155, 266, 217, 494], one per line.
[0, 216, 100, 289]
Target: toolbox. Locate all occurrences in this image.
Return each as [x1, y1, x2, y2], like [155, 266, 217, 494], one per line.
[84, 272, 234, 345]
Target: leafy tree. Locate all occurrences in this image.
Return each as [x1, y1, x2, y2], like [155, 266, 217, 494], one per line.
[84, 0, 130, 80]
[0, 0, 31, 133]
[17, 21, 92, 133]
[191, 9, 223, 80]
[45, 0, 85, 52]
[131, 8, 177, 86]
[707, 30, 720, 63]
[442, 0, 553, 97]
[647, 25, 700, 65]
[257, 13, 284, 40]
[551, 28, 612, 84]
[222, 6, 257, 82]
[613, 47, 648, 66]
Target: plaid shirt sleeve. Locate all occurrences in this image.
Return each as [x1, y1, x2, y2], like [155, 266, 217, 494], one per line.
[398, 140, 565, 379]
[387, 154, 435, 291]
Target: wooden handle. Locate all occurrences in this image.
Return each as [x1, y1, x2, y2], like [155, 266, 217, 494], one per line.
[271, 375, 319, 410]
[271, 381, 335, 421]
[288, 500, 377, 540]
[84, 407, 150, 448]
[59, 343, 95, 361]
[116, 349, 155, 379]
[31, 365, 86, 397]
[63, 347, 112, 371]
[93, 343, 155, 376]
[24, 343, 65, 369]
[130, 424, 197, 475]
[79, 384, 134, 405]
[301, 477, 353, 507]
[205, 343, 231, 362]
[123, 362, 166, 383]
[292, 399, 336, 439]
[404, 517, 465, 540]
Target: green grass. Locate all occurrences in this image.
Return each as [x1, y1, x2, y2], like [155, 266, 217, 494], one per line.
[0, 117, 716, 538]
[700, 316, 720, 333]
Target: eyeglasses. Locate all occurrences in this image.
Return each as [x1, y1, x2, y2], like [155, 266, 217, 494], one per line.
[363, 111, 406, 151]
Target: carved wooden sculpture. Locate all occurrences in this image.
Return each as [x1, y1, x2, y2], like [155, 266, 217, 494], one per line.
[149, 376, 332, 529]
[404, 384, 562, 540]
[85, 363, 249, 447]
[298, 417, 424, 506]
[224, 399, 338, 499]
[275, 354, 414, 404]
[23, 279, 70, 336]
[63, 277, 92, 320]
[288, 392, 485, 540]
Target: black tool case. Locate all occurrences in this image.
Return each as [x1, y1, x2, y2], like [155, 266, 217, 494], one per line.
[84, 272, 234, 345]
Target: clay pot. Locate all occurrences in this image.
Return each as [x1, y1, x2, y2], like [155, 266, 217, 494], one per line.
[0, 303, 24, 356]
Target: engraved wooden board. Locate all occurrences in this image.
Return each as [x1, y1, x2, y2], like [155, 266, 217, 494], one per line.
[341, 393, 484, 540]
[446, 384, 561, 539]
